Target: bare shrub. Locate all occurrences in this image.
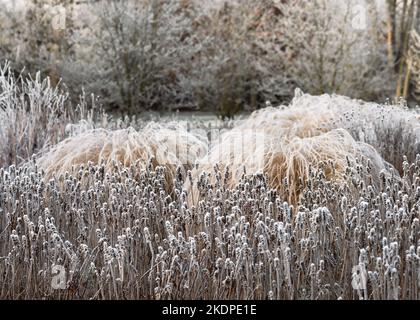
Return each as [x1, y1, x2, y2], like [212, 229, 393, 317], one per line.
[254, 0, 394, 102]
[69, 0, 200, 112]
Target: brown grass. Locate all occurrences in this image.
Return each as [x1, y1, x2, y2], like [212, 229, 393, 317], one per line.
[37, 123, 208, 185]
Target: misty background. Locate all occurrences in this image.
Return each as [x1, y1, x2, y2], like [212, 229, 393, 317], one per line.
[0, 0, 419, 118]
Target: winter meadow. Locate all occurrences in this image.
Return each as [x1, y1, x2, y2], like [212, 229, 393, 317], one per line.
[0, 0, 420, 300]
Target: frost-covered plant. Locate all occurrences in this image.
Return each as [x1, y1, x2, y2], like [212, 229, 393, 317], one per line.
[0, 62, 70, 167]
[253, 0, 394, 102]
[0, 153, 419, 299]
[2, 86, 420, 299]
[385, 0, 419, 100]
[178, 2, 259, 118]
[0, 2, 21, 69]
[36, 123, 208, 185]
[187, 90, 420, 204]
[70, 0, 200, 112]
[282, 90, 420, 173]
[0, 62, 104, 168]
[0, 0, 77, 83]
[1, 0, 412, 113]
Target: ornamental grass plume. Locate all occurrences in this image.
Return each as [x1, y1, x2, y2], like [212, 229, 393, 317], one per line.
[36, 123, 208, 184]
[286, 90, 420, 173]
[0, 62, 69, 168]
[187, 90, 395, 204]
[239, 89, 420, 174]
[188, 127, 389, 204]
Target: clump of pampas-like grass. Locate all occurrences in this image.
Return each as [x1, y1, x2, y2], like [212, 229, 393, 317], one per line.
[187, 89, 403, 205]
[37, 123, 208, 185]
[189, 127, 390, 204]
[233, 90, 420, 170]
[287, 90, 420, 173]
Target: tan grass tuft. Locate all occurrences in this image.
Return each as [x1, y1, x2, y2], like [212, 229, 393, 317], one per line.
[37, 123, 208, 183]
[189, 127, 388, 204]
[187, 91, 399, 204]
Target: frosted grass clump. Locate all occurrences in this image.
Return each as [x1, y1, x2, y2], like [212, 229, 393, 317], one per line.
[189, 127, 391, 204]
[0, 62, 69, 167]
[36, 122, 208, 184]
[188, 90, 399, 204]
[287, 90, 420, 172]
[0, 62, 106, 169]
[233, 89, 420, 174]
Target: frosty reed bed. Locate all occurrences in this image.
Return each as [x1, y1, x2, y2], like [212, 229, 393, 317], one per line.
[0, 155, 418, 300]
